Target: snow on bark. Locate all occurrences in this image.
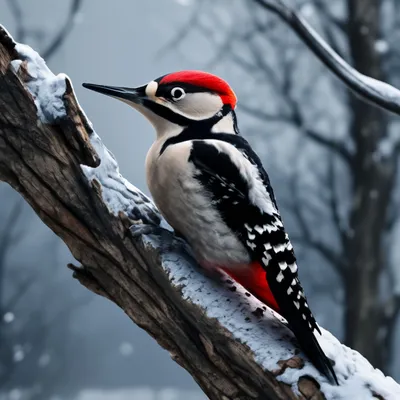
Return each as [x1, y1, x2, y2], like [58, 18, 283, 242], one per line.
[8, 32, 161, 226]
[152, 234, 400, 398]
[12, 43, 67, 124]
[5, 24, 400, 399]
[81, 131, 162, 225]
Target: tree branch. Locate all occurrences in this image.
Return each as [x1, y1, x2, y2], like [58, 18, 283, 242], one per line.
[5, 0, 83, 61]
[41, 0, 83, 60]
[283, 166, 345, 278]
[0, 25, 399, 399]
[253, 0, 400, 116]
[304, 128, 353, 165]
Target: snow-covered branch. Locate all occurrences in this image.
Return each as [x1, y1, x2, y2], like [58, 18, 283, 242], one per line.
[253, 0, 400, 117]
[0, 25, 399, 400]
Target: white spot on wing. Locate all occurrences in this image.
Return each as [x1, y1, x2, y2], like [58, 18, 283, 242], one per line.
[278, 261, 288, 270]
[263, 251, 270, 258]
[289, 263, 297, 273]
[294, 301, 300, 309]
[266, 225, 278, 233]
[287, 287, 293, 295]
[276, 271, 284, 282]
[254, 225, 264, 234]
[204, 140, 277, 215]
[273, 243, 286, 253]
[246, 241, 256, 251]
[274, 218, 283, 227]
[248, 233, 256, 240]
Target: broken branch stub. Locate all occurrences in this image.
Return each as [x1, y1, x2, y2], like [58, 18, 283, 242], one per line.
[0, 25, 399, 400]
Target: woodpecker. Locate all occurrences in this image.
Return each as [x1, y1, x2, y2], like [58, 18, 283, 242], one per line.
[83, 71, 338, 384]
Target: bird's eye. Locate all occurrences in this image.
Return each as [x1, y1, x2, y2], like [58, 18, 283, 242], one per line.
[171, 87, 185, 101]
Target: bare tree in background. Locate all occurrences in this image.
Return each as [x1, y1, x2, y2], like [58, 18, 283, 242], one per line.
[0, 1, 85, 398]
[167, 0, 400, 374]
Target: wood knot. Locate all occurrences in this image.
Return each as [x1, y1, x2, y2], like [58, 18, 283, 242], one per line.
[298, 376, 326, 400]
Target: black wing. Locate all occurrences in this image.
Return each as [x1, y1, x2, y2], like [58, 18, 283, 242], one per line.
[189, 136, 338, 384]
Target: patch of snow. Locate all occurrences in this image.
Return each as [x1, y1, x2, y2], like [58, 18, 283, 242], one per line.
[143, 234, 400, 399]
[81, 131, 162, 225]
[15, 44, 67, 124]
[10, 60, 22, 73]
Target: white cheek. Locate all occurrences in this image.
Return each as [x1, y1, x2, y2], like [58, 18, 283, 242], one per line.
[167, 92, 223, 120]
[211, 113, 236, 134]
[129, 102, 182, 137]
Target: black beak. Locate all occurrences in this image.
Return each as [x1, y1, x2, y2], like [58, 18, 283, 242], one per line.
[82, 83, 146, 103]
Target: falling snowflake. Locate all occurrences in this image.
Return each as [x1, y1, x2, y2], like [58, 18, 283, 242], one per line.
[119, 342, 134, 357]
[38, 353, 51, 367]
[375, 39, 389, 54]
[13, 345, 25, 363]
[9, 389, 22, 400]
[300, 3, 314, 18]
[3, 312, 15, 323]
[174, 0, 193, 6]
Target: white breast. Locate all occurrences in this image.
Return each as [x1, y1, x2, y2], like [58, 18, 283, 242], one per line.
[145, 139, 250, 266]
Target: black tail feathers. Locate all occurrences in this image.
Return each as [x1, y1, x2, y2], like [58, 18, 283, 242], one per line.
[291, 321, 339, 385]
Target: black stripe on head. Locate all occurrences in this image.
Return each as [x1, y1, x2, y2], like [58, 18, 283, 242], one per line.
[158, 105, 234, 154]
[143, 100, 231, 128]
[142, 99, 194, 126]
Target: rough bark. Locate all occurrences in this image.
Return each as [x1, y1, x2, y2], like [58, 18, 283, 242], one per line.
[0, 25, 399, 400]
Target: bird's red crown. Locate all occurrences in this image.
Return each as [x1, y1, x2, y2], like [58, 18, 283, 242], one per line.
[160, 70, 237, 108]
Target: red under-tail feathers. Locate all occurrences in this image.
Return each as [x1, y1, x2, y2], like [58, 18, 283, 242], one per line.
[220, 262, 280, 312]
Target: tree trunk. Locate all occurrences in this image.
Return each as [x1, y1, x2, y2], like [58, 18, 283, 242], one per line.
[344, 0, 397, 371]
[0, 25, 399, 400]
